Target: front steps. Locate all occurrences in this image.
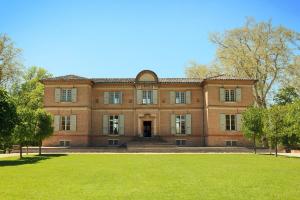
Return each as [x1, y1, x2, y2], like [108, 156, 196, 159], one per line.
[127, 136, 177, 152]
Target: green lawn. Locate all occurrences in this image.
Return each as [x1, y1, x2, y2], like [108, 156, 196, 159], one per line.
[0, 154, 299, 200]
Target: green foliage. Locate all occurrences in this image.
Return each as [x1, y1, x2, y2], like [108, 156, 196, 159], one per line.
[242, 106, 264, 138]
[273, 86, 299, 105]
[0, 88, 18, 151]
[35, 109, 53, 144]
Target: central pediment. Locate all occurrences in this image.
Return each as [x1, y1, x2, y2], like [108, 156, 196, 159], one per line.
[135, 70, 158, 83]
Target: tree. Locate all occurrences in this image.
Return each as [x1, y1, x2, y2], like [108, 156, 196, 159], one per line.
[0, 88, 18, 152]
[241, 106, 264, 154]
[263, 105, 286, 157]
[35, 109, 53, 155]
[273, 86, 299, 105]
[185, 61, 225, 79]
[0, 34, 22, 90]
[13, 108, 36, 158]
[210, 18, 300, 107]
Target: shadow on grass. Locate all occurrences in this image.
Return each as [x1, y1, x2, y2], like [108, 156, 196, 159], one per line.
[0, 154, 67, 167]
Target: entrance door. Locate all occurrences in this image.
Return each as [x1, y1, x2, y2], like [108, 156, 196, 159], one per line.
[143, 121, 152, 137]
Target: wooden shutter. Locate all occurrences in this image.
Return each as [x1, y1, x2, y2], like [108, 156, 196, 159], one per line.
[119, 92, 123, 104]
[70, 115, 77, 131]
[186, 91, 191, 104]
[119, 114, 124, 135]
[55, 88, 61, 102]
[236, 114, 242, 131]
[104, 92, 109, 104]
[186, 114, 192, 134]
[220, 114, 226, 131]
[103, 115, 108, 135]
[71, 88, 77, 102]
[236, 88, 241, 102]
[137, 90, 142, 104]
[153, 90, 158, 104]
[170, 91, 175, 104]
[171, 114, 176, 134]
[54, 115, 60, 131]
[220, 88, 225, 102]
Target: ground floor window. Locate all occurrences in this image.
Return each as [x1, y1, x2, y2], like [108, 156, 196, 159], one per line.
[109, 115, 119, 135]
[59, 140, 70, 147]
[61, 116, 71, 131]
[108, 139, 119, 146]
[176, 139, 186, 146]
[175, 115, 186, 134]
[225, 140, 237, 147]
[225, 115, 236, 131]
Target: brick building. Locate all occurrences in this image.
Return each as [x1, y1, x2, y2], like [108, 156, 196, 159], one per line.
[41, 70, 256, 147]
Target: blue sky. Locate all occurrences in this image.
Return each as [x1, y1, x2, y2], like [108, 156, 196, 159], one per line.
[1, 0, 300, 78]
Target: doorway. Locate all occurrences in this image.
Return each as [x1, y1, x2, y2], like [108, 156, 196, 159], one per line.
[143, 121, 152, 137]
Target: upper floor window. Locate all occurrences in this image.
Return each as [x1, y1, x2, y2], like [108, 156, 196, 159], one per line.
[225, 114, 236, 131]
[61, 116, 71, 131]
[109, 92, 121, 104]
[175, 92, 186, 104]
[109, 115, 119, 135]
[175, 115, 186, 134]
[61, 89, 72, 102]
[142, 90, 153, 104]
[225, 89, 235, 102]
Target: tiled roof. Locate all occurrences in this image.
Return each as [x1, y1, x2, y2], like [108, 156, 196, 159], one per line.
[204, 74, 255, 81]
[44, 75, 88, 80]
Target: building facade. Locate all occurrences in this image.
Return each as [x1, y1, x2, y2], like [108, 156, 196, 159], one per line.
[42, 70, 256, 147]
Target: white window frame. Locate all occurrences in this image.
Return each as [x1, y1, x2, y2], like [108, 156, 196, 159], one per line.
[175, 115, 186, 134]
[225, 115, 236, 131]
[109, 92, 121, 104]
[225, 89, 236, 102]
[176, 139, 186, 146]
[225, 140, 237, 146]
[142, 90, 153, 104]
[61, 89, 72, 102]
[61, 116, 71, 131]
[109, 115, 119, 135]
[175, 92, 186, 104]
[108, 139, 119, 146]
[59, 140, 70, 147]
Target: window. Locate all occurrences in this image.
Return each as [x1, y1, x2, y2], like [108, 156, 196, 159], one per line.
[59, 140, 70, 147]
[175, 92, 186, 104]
[108, 139, 119, 146]
[176, 139, 186, 146]
[142, 90, 153, 104]
[226, 140, 237, 146]
[109, 92, 121, 104]
[225, 115, 236, 131]
[109, 115, 119, 135]
[61, 89, 72, 102]
[225, 89, 235, 102]
[61, 116, 71, 131]
[175, 115, 186, 134]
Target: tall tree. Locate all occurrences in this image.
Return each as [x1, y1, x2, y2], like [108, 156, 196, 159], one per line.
[35, 109, 53, 155]
[241, 106, 264, 154]
[0, 88, 18, 152]
[210, 18, 300, 107]
[185, 61, 225, 79]
[0, 34, 22, 90]
[273, 86, 299, 105]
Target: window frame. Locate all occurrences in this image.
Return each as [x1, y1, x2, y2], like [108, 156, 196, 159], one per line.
[108, 139, 119, 146]
[225, 140, 237, 146]
[61, 89, 72, 102]
[175, 92, 186, 104]
[176, 139, 186, 146]
[61, 116, 71, 131]
[109, 115, 119, 135]
[225, 89, 236, 102]
[142, 90, 153, 104]
[225, 114, 236, 131]
[175, 115, 186, 134]
[59, 140, 71, 147]
[109, 92, 121, 104]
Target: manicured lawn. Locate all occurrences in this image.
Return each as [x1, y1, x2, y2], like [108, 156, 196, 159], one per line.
[0, 154, 299, 200]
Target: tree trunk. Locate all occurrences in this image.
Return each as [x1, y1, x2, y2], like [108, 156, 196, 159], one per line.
[39, 140, 42, 156]
[275, 137, 278, 157]
[19, 144, 23, 159]
[253, 134, 256, 154]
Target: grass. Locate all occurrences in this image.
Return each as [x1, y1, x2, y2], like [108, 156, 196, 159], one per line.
[0, 154, 299, 200]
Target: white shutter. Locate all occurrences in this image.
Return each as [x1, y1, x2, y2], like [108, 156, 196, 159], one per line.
[103, 115, 108, 135]
[119, 92, 123, 104]
[137, 90, 142, 104]
[186, 114, 192, 134]
[220, 88, 225, 102]
[236, 88, 241, 102]
[70, 115, 77, 131]
[236, 114, 242, 131]
[170, 91, 175, 104]
[186, 91, 191, 104]
[55, 88, 61, 103]
[54, 115, 60, 131]
[104, 92, 109, 104]
[71, 88, 77, 102]
[171, 114, 176, 134]
[153, 90, 158, 104]
[220, 114, 226, 131]
[119, 114, 124, 135]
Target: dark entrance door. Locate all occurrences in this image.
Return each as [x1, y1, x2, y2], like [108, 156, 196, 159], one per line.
[143, 121, 152, 137]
